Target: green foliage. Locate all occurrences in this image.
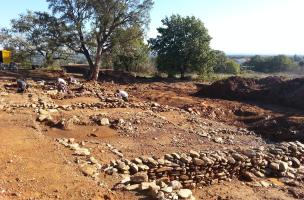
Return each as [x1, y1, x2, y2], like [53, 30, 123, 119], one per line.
[109, 26, 152, 73]
[149, 15, 213, 79]
[46, 0, 154, 80]
[224, 59, 240, 74]
[212, 50, 227, 72]
[10, 11, 69, 67]
[113, 41, 151, 73]
[246, 55, 297, 72]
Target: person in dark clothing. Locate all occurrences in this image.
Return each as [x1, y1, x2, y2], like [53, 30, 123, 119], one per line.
[16, 79, 28, 93]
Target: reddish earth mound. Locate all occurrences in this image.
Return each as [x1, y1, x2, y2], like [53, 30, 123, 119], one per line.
[197, 76, 304, 109]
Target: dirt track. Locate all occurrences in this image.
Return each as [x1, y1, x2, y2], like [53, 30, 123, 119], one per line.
[0, 70, 303, 200]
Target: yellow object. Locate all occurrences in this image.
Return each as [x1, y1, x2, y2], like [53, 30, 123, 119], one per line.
[1, 50, 11, 64]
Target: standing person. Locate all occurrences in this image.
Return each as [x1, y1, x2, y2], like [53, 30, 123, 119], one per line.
[16, 79, 28, 93]
[116, 89, 129, 101]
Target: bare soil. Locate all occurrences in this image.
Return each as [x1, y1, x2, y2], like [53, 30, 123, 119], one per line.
[0, 70, 303, 200]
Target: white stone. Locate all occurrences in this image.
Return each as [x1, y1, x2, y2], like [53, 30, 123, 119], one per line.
[177, 189, 192, 199]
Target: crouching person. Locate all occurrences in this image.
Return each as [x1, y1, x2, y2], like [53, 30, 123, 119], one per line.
[17, 79, 28, 93]
[57, 78, 68, 93]
[116, 89, 129, 102]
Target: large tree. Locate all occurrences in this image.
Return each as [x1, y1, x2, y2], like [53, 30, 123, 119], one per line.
[10, 11, 68, 66]
[111, 27, 150, 72]
[47, 0, 153, 80]
[149, 15, 213, 79]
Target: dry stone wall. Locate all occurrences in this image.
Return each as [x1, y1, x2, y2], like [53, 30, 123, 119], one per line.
[105, 141, 304, 188]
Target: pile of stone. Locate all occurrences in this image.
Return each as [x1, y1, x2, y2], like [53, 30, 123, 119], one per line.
[105, 141, 304, 200]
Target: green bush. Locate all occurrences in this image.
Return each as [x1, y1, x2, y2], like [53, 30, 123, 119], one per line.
[225, 60, 240, 74]
[215, 59, 240, 74]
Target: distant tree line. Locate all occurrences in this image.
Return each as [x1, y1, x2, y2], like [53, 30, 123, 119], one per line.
[245, 55, 303, 73]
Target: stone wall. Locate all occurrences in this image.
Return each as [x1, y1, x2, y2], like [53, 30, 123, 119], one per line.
[106, 141, 304, 188]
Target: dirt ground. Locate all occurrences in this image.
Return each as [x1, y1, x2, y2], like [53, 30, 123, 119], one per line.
[0, 70, 303, 200]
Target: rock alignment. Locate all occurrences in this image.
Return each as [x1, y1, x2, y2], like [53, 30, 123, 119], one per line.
[105, 141, 304, 200]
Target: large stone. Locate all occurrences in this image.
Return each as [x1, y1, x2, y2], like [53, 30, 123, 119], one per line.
[189, 150, 200, 158]
[138, 164, 149, 171]
[177, 189, 192, 199]
[279, 162, 289, 172]
[156, 167, 173, 173]
[81, 164, 98, 177]
[99, 118, 110, 126]
[74, 148, 90, 156]
[232, 153, 245, 161]
[242, 171, 256, 181]
[148, 184, 161, 198]
[130, 163, 139, 173]
[291, 157, 301, 168]
[193, 158, 204, 166]
[131, 172, 149, 183]
[170, 180, 183, 190]
[269, 162, 280, 171]
[139, 182, 158, 191]
[117, 161, 130, 172]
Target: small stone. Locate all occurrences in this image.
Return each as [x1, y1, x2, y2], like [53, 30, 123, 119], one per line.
[170, 180, 183, 190]
[130, 172, 148, 183]
[130, 163, 139, 173]
[269, 162, 280, 171]
[156, 167, 173, 173]
[156, 191, 165, 200]
[120, 175, 131, 184]
[99, 118, 110, 126]
[74, 148, 90, 156]
[125, 184, 139, 191]
[148, 184, 161, 197]
[242, 171, 256, 182]
[260, 181, 271, 187]
[177, 189, 192, 199]
[81, 165, 98, 177]
[89, 157, 99, 164]
[161, 186, 173, 193]
[117, 161, 130, 172]
[189, 150, 200, 158]
[138, 164, 149, 171]
[139, 182, 158, 191]
[213, 137, 223, 144]
[193, 158, 204, 165]
[291, 157, 301, 168]
[279, 162, 289, 172]
[232, 153, 244, 161]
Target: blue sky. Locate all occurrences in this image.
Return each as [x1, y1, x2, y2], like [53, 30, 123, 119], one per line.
[1, 0, 304, 55]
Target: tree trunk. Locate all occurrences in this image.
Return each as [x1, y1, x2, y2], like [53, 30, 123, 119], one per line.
[91, 63, 100, 81]
[82, 48, 95, 80]
[45, 54, 54, 67]
[91, 53, 102, 81]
